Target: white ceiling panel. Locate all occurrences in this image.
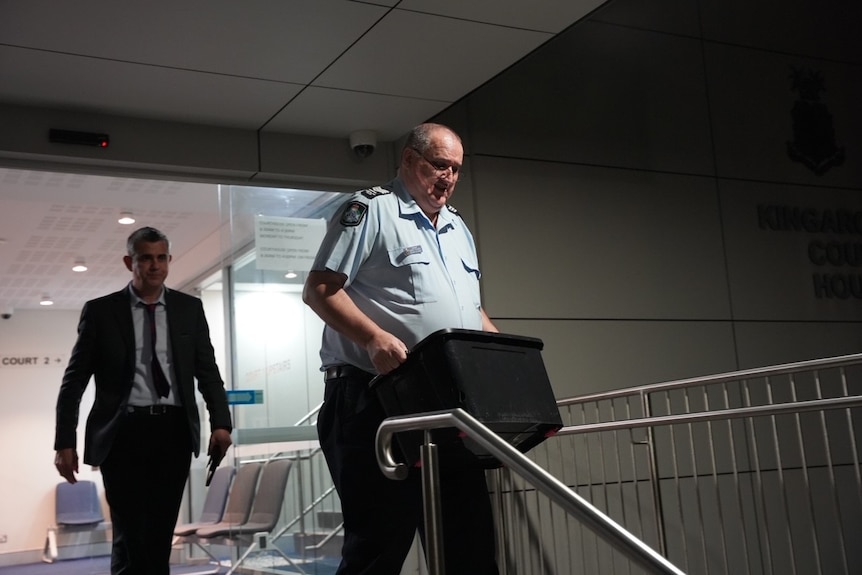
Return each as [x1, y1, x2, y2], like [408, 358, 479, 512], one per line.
[400, 0, 609, 33]
[264, 86, 446, 139]
[0, 169, 222, 310]
[0, 0, 389, 83]
[0, 169, 218, 211]
[314, 10, 553, 100]
[0, 46, 303, 128]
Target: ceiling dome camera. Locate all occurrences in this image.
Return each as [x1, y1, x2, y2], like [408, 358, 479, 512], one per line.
[350, 130, 377, 159]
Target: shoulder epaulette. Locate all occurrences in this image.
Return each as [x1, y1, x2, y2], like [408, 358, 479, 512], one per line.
[361, 187, 392, 199]
[446, 204, 463, 218]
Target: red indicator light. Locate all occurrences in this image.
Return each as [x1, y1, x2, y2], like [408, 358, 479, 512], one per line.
[49, 129, 110, 148]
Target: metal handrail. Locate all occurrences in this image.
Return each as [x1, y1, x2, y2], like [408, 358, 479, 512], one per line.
[271, 484, 338, 543]
[304, 520, 345, 552]
[375, 408, 686, 575]
[556, 395, 862, 435]
[557, 352, 862, 407]
[294, 402, 323, 426]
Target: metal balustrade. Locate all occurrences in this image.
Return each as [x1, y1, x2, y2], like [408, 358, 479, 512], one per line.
[376, 409, 687, 575]
[491, 353, 862, 575]
[191, 354, 862, 574]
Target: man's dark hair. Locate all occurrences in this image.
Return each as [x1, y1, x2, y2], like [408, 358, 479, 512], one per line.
[126, 227, 170, 257]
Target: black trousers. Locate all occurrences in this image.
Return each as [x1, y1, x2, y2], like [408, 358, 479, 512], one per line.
[318, 370, 499, 575]
[100, 407, 191, 575]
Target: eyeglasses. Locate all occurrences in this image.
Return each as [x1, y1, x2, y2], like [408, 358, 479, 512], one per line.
[411, 148, 461, 178]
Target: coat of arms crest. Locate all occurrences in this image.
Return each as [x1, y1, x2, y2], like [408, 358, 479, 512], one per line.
[786, 67, 845, 176]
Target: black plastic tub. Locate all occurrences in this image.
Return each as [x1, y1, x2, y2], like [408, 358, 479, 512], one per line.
[370, 328, 563, 468]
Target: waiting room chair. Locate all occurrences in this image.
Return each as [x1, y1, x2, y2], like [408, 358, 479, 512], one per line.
[195, 459, 300, 574]
[174, 461, 262, 567]
[173, 465, 236, 538]
[43, 480, 107, 563]
[56, 480, 104, 525]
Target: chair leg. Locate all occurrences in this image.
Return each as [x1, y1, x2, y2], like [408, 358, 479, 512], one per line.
[224, 535, 307, 575]
[224, 540, 257, 575]
[192, 539, 224, 565]
[271, 545, 308, 575]
[41, 528, 57, 563]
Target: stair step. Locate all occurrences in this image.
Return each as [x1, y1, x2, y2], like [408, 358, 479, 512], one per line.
[315, 510, 343, 529]
[293, 531, 343, 558]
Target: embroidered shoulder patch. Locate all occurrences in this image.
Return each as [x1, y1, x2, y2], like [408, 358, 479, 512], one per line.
[361, 187, 392, 199]
[340, 201, 368, 226]
[446, 204, 463, 218]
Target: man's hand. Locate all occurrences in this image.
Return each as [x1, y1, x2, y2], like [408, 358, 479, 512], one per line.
[366, 332, 409, 375]
[55, 448, 79, 484]
[207, 428, 232, 461]
[304, 270, 408, 374]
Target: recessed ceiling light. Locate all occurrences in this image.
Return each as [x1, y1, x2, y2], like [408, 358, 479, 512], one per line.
[40, 294, 54, 306]
[118, 211, 136, 225]
[284, 271, 298, 279]
[72, 258, 88, 272]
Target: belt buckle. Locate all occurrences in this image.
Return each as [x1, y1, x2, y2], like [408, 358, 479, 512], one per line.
[149, 405, 166, 415]
[326, 365, 354, 381]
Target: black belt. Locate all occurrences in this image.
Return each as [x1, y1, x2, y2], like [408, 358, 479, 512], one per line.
[325, 364, 375, 383]
[127, 404, 183, 416]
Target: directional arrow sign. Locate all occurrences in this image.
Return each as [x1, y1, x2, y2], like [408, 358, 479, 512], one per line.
[226, 390, 264, 405]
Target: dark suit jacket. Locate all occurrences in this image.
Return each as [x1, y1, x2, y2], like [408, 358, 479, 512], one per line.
[54, 286, 232, 466]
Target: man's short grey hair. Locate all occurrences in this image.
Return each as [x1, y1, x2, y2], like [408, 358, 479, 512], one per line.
[126, 227, 170, 257]
[403, 123, 461, 154]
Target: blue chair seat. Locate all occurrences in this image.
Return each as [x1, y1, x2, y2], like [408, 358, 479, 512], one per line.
[55, 480, 103, 526]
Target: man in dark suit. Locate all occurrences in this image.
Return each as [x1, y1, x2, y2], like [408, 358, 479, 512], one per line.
[53, 226, 232, 575]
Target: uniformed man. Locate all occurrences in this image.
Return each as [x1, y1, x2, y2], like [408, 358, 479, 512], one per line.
[303, 123, 500, 575]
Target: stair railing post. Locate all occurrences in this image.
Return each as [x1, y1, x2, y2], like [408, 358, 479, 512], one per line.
[421, 430, 445, 575]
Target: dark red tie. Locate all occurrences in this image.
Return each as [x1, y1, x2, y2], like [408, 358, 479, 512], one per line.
[144, 303, 170, 398]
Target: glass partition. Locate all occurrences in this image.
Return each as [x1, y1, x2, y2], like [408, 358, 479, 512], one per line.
[221, 184, 344, 431]
[178, 184, 346, 573]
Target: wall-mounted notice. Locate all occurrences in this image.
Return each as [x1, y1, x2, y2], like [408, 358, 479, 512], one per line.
[0, 355, 65, 368]
[254, 215, 326, 272]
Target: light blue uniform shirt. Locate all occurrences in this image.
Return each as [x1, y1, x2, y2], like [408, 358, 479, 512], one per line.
[313, 178, 484, 373]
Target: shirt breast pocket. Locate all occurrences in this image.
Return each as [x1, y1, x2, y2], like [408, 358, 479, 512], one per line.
[386, 246, 438, 303]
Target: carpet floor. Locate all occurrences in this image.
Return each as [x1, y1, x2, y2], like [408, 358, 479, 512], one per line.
[0, 556, 214, 575]
[0, 554, 339, 575]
